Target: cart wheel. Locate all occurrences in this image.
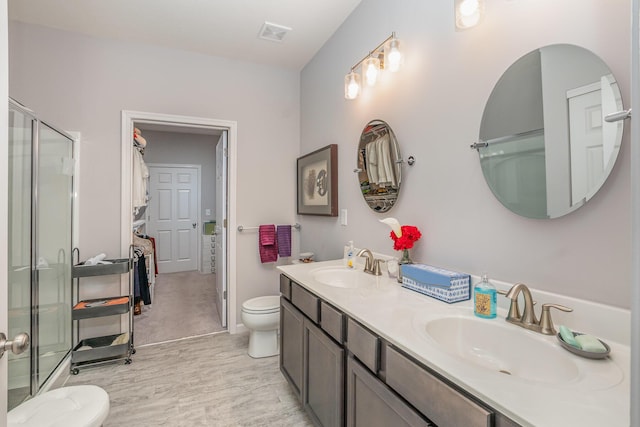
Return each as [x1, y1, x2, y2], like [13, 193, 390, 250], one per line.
[125, 358, 132, 364]
[132, 348, 136, 354]
[72, 368, 80, 375]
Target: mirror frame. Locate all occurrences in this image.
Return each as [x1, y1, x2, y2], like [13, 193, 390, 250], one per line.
[357, 120, 402, 213]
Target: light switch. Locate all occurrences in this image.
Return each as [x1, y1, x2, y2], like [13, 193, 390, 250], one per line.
[205, 209, 211, 216]
[340, 209, 348, 226]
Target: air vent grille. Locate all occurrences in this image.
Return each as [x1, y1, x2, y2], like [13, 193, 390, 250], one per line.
[258, 21, 292, 42]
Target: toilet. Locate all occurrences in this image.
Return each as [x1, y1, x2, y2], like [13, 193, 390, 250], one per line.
[241, 295, 280, 358]
[8, 385, 109, 427]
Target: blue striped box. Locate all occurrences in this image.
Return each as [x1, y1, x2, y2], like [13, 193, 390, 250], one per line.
[401, 264, 470, 303]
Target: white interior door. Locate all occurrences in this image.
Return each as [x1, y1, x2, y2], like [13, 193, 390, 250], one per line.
[215, 133, 228, 328]
[568, 83, 606, 206]
[147, 165, 199, 274]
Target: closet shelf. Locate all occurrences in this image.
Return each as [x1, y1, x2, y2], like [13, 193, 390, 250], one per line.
[72, 258, 132, 278]
[72, 296, 130, 320]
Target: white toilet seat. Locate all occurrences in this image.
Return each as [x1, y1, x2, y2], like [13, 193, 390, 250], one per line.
[8, 385, 109, 427]
[242, 295, 279, 314]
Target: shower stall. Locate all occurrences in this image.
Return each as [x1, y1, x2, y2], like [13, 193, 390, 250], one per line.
[7, 99, 74, 409]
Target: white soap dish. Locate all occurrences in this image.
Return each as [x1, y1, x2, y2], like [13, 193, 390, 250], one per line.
[556, 332, 610, 359]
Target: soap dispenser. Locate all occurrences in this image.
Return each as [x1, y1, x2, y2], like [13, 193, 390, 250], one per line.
[474, 273, 497, 319]
[346, 241, 355, 269]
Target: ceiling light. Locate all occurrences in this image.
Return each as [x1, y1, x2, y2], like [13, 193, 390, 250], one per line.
[344, 32, 403, 100]
[455, 0, 484, 30]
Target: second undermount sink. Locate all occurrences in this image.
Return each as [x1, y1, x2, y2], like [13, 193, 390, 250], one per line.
[423, 316, 580, 385]
[312, 267, 377, 288]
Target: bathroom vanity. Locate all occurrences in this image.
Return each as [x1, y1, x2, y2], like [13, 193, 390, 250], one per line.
[278, 260, 630, 427]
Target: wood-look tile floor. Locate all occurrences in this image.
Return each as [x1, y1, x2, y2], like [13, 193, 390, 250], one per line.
[66, 332, 314, 426]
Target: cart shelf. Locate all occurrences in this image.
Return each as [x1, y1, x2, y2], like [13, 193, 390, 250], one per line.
[72, 258, 131, 278]
[72, 296, 130, 320]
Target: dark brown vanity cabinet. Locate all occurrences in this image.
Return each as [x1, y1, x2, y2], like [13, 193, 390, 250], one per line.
[279, 274, 521, 427]
[304, 317, 345, 426]
[280, 275, 345, 426]
[346, 356, 432, 427]
[280, 297, 304, 400]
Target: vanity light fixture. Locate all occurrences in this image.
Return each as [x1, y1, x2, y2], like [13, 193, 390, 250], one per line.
[344, 32, 402, 100]
[455, 0, 484, 30]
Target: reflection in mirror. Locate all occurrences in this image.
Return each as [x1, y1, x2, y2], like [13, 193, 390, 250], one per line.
[478, 44, 624, 219]
[357, 120, 402, 212]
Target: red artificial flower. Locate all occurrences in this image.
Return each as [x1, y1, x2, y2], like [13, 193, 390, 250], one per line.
[390, 225, 422, 250]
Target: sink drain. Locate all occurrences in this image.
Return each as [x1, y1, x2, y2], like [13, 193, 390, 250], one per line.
[499, 369, 511, 375]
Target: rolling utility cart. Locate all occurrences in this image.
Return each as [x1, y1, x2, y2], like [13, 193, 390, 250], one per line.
[70, 247, 135, 374]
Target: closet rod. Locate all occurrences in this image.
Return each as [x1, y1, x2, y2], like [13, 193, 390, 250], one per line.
[237, 223, 301, 232]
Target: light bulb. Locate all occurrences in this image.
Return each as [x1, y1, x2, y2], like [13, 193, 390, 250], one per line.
[459, 0, 479, 17]
[456, 0, 483, 29]
[344, 71, 361, 100]
[386, 39, 402, 72]
[364, 56, 380, 86]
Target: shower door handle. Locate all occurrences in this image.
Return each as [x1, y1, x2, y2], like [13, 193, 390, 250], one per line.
[0, 332, 30, 359]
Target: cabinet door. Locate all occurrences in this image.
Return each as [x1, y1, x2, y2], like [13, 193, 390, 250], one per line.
[346, 356, 433, 427]
[304, 318, 344, 427]
[280, 298, 304, 401]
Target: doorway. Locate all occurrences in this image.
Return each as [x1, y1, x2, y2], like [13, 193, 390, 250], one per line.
[120, 111, 239, 343]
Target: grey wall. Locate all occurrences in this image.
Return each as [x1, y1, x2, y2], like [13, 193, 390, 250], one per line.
[300, 0, 631, 308]
[9, 21, 300, 324]
[142, 130, 217, 223]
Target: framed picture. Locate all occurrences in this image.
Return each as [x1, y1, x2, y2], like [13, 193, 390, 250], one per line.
[297, 144, 338, 216]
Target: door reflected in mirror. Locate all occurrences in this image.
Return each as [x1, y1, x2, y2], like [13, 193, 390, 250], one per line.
[478, 44, 624, 219]
[357, 120, 402, 213]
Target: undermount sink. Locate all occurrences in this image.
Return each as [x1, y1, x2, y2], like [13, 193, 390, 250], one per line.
[423, 316, 580, 385]
[312, 267, 377, 288]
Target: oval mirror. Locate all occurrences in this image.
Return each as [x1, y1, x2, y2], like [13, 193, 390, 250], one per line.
[357, 120, 402, 212]
[478, 44, 624, 219]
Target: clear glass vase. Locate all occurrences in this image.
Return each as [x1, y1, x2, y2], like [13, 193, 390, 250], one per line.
[397, 249, 413, 283]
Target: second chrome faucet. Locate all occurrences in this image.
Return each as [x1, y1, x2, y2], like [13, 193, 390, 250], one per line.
[502, 283, 572, 335]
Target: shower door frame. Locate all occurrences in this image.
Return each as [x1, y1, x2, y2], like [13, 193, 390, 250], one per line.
[8, 99, 75, 407]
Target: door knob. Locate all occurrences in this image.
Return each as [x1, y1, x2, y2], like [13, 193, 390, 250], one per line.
[0, 332, 30, 358]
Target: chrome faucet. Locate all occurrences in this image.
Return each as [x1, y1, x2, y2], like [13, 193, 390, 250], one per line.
[503, 283, 572, 335]
[357, 249, 383, 276]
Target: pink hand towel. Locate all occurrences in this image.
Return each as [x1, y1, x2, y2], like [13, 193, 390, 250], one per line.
[259, 225, 278, 263]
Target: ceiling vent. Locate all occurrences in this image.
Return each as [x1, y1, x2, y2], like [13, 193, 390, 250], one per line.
[258, 21, 292, 43]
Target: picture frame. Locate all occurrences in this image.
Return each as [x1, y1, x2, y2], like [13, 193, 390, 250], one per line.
[297, 144, 338, 216]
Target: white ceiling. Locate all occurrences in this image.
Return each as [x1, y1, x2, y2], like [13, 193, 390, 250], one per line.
[8, 0, 362, 71]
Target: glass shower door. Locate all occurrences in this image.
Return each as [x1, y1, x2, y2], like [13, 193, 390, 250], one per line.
[7, 105, 34, 409]
[35, 123, 73, 388]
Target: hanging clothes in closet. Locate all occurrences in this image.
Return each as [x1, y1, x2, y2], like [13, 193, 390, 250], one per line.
[133, 233, 154, 315]
[132, 128, 149, 215]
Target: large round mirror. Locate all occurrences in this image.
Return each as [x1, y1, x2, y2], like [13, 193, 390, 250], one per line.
[357, 120, 402, 212]
[478, 44, 624, 219]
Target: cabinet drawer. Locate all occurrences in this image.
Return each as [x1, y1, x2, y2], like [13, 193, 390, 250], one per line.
[385, 346, 493, 427]
[280, 275, 291, 300]
[291, 282, 320, 323]
[347, 318, 379, 373]
[321, 301, 345, 344]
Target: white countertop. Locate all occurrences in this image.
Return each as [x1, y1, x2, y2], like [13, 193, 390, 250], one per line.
[278, 259, 630, 427]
